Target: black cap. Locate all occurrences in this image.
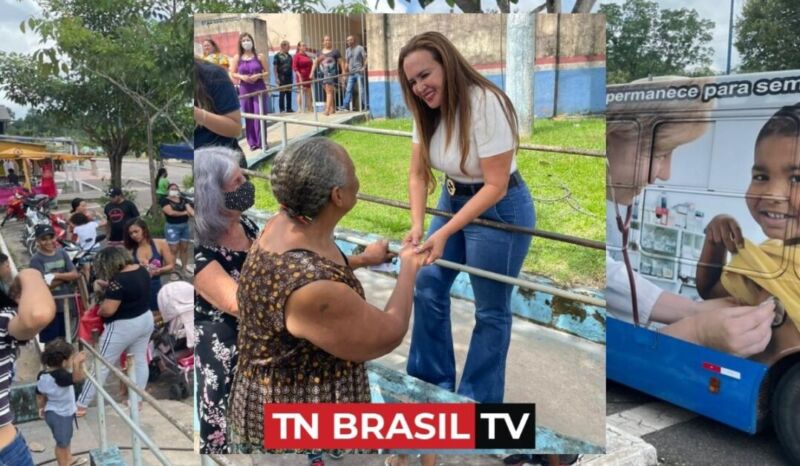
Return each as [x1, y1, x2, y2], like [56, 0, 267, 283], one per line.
[107, 187, 123, 197]
[34, 224, 55, 240]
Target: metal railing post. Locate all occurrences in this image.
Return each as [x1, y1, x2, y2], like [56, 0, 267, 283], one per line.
[61, 297, 71, 345]
[311, 82, 318, 122]
[127, 354, 142, 466]
[258, 95, 266, 151]
[92, 333, 108, 452]
[282, 121, 288, 149]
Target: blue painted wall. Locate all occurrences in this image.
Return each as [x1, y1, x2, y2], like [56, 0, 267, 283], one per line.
[369, 67, 605, 119]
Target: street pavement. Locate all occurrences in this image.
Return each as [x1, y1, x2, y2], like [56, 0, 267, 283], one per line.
[606, 381, 790, 466]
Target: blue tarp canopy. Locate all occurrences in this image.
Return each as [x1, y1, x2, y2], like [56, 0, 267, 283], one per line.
[159, 143, 193, 161]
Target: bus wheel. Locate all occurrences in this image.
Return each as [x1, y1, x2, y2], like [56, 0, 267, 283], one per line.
[773, 363, 800, 464]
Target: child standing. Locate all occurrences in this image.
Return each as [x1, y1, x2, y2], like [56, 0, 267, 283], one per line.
[36, 339, 88, 466]
[696, 103, 800, 332]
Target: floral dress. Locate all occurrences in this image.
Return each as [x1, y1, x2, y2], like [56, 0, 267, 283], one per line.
[228, 245, 372, 454]
[193, 216, 258, 454]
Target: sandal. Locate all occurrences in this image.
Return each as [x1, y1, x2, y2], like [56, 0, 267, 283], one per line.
[28, 441, 46, 453]
[70, 457, 89, 466]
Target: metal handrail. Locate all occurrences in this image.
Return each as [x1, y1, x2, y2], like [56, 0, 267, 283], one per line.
[243, 209, 606, 308]
[239, 70, 351, 99]
[241, 113, 605, 158]
[79, 338, 237, 466]
[240, 169, 604, 251]
[80, 362, 174, 465]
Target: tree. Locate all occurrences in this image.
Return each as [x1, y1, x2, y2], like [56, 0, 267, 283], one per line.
[7, 109, 84, 141]
[735, 0, 800, 72]
[601, 0, 714, 84]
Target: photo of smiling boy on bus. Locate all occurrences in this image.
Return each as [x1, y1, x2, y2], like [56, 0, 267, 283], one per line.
[695, 103, 800, 333]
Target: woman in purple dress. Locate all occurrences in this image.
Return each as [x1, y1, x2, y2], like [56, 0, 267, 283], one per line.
[229, 33, 269, 151]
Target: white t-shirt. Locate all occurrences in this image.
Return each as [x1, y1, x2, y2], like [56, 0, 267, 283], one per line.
[411, 86, 517, 183]
[74, 221, 100, 251]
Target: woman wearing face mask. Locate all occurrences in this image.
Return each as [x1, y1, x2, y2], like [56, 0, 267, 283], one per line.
[160, 183, 195, 276]
[192, 147, 259, 453]
[229, 33, 269, 151]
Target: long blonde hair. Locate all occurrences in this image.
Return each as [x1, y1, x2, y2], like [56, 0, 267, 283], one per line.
[398, 31, 519, 192]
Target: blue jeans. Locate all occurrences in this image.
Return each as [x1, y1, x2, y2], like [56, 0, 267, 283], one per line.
[0, 429, 35, 466]
[341, 72, 364, 110]
[407, 180, 535, 403]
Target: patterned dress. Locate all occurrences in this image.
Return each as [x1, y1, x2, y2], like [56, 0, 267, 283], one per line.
[194, 216, 258, 454]
[228, 246, 372, 454]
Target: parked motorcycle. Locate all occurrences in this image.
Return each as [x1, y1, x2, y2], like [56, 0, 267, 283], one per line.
[1, 190, 49, 227]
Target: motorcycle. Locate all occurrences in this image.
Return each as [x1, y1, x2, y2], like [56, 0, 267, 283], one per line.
[1, 190, 49, 227]
[22, 202, 67, 256]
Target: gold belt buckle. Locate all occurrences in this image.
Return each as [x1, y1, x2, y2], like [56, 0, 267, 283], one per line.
[446, 178, 456, 196]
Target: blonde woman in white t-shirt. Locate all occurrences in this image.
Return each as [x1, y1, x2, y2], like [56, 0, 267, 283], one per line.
[400, 29, 536, 407]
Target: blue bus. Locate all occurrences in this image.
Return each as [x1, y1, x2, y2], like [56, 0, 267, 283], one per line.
[605, 70, 800, 464]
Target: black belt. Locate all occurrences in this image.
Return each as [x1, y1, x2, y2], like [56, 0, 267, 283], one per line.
[445, 171, 523, 196]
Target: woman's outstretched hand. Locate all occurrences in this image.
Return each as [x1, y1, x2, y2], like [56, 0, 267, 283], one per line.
[398, 243, 428, 270]
[402, 225, 424, 247]
[414, 231, 448, 266]
[361, 239, 396, 266]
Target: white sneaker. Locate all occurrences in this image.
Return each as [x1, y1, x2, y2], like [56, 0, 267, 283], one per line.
[184, 264, 195, 275]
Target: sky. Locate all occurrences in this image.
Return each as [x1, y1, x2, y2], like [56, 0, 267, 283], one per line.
[0, 0, 44, 120]
[1, 0, 743, 120]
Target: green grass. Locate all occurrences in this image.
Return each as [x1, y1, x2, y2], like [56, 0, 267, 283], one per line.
[253, 117, 605, 288]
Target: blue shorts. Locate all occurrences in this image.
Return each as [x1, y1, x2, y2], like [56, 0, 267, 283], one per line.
[44, 411, 74, 448]
[165, 222, 191, 245]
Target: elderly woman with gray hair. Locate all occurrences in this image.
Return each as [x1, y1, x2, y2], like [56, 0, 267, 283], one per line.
[192, 146, 259, 454]
[76, 247, 153, 416]
[227, 137, 426, 455]
[194, 145, 398, 456]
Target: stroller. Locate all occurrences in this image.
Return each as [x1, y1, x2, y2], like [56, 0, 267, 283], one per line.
[149, 281, 195, 400]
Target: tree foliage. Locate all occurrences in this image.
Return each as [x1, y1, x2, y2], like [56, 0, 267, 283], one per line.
[395, 0, 595, 14]
[601, 0, 714, 84]
[7, 109, 84, 141]
[735, 0, 800, 73]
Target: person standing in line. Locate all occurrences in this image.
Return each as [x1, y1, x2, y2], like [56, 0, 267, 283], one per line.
[36, 339, 88, 466]
[160, 183, 194, 276]
[339, 35, 367, 112]
[229, 32, 269, 151]
[29, 225, 81, 344]
[123, 218, 174, 315]
[103, 188, 139, 248]
[76, 247, 153, 417]
[310, 35, 344, 116]
[201, 38, 229, 69]
[292, 41, 314, 113]
[273, 40, 294, 113]
[155, 168, 170, 203]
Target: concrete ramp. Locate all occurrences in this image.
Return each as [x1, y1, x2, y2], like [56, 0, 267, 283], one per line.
[240, 110, 369, 168]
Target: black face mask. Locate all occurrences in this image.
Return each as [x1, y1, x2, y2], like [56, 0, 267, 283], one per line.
[224, 181, 256, 212]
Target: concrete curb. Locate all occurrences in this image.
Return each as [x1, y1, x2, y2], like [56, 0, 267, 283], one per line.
[578, 424, 658, 466]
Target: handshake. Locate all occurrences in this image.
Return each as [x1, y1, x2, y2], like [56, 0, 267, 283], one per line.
[355, 239, 431, 271]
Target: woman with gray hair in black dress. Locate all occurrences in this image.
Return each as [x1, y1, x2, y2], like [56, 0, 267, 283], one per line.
[193, 146, 258, 453]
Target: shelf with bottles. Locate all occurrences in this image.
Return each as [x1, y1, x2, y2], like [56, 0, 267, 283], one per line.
[640, 223, 680, 257]
[638, 255, 678, 282]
